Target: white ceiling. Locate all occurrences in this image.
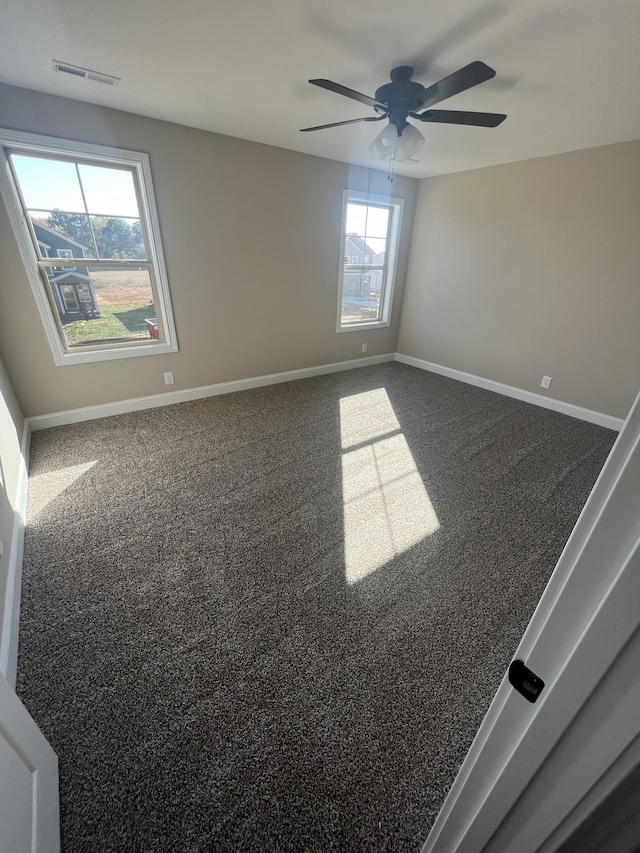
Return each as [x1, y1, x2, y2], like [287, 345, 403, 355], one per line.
[1, 0, 639, 178]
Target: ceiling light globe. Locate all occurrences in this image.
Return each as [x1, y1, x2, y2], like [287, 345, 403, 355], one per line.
[370, 124, 399, 160]
[370, 122, 425, 161]
[396, 124, 425, 160]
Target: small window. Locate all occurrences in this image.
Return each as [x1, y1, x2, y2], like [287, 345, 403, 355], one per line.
[337, 191, 403, 331]
[0, 129, 178, 365]
[76, 283, 93, 303]
[60, 284, 79, 312]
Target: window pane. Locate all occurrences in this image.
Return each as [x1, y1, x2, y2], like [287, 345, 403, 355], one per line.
[346, 243, 363, 265]
[30, 212, 96, 259]
[363, 205, 389, 238]
[367, 269, 385, 302]
[44, 266, 157, 348]
[346, 202, 390, 240]
[11, 155, 85, 211]
[365, 237, 386, 260]
[78, 164, 140, 217]
[346, 203, 388, 269]
[341, 268, 382, 326]
[89, 216, 147, 260]
[344, 237, 385, 266]
[346, 203, 367, 235]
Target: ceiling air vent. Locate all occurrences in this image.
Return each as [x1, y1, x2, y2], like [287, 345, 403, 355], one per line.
[52, 60, 121, 86]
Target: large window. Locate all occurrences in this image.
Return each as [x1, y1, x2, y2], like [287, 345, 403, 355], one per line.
[337, 191, 403, 331]
[0, 130, 177, 365]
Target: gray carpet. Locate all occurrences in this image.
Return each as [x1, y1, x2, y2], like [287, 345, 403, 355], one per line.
[17, 363, 615, 852]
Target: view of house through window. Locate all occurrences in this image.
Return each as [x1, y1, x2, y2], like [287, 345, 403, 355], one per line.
[0, 131, 177, 364]
[11, 154, 156, 348]
[338, 191, 402, 330]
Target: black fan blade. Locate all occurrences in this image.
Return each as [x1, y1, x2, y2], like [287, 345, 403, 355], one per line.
[420, 61, 497, 109]
[309, 79, 386, 109]
[412, 109, 506, 127]
[300, 115, 386, 132]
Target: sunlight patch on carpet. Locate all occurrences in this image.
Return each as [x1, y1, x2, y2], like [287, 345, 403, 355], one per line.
[340, 389, 439, 584]
[28, 460, 97, 518]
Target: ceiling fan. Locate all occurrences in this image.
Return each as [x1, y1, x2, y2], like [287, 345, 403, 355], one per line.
[301, 62, 506, 164]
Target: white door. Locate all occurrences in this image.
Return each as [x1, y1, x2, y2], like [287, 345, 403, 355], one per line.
[0, 671, 60, 853]
[423, 385, 640, 853]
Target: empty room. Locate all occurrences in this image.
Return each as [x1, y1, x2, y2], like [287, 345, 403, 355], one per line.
[1, 1, 640, 851]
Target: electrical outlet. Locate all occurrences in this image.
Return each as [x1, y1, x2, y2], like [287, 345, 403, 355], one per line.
[541, 375, 552, 389]
[361, 343, 368, 353]
[164, 372, 175, 386]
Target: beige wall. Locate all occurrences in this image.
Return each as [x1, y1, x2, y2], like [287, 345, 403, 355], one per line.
[0, 354, 25, 657]
[397, 141, 640, 420]
[2, 83, 637, 422]
[0, 83, 417, 417]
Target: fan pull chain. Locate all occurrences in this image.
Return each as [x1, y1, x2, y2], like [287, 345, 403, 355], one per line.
[387, 150, 395, 183]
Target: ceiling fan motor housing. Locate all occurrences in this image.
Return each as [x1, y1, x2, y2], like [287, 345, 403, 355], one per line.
[374, 67, 426, 131]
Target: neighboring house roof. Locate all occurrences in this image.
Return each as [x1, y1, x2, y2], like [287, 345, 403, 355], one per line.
[347, 234, 375, 256]
[346, 232, 378, 259]
[345, 234, 384, 264]
[49, 271, 94, 284]
[31, 218, 89, 250]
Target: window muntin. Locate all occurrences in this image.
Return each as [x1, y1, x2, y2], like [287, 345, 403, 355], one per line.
[338, 191, 402, 331]
[0, 130, 177, 365]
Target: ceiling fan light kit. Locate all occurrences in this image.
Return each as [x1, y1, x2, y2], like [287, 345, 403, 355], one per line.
[370, 122, 425, 162]
[301, 61, 506, 176]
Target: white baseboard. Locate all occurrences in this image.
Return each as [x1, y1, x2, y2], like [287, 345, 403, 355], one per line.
[0, 419, 31, 687]
[27, 353, 395, 431]
[395, 354, 625, 432]
[28, 351, 624, 433]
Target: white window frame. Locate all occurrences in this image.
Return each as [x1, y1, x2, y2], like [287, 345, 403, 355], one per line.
[337, 190, 403, 333]
[0, 129, 178, 365]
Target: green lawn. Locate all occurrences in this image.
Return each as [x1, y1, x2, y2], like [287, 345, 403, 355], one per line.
[64, 303, 155, 345]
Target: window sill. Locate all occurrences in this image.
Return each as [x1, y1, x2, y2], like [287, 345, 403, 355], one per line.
[53, 340, 178, 366]
[336, 320, 391, 333]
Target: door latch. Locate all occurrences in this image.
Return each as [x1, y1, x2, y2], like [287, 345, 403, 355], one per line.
[508, 659, 545, 703]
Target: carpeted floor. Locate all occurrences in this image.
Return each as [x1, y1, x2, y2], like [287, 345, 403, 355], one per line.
[17, 363, 616, 852]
